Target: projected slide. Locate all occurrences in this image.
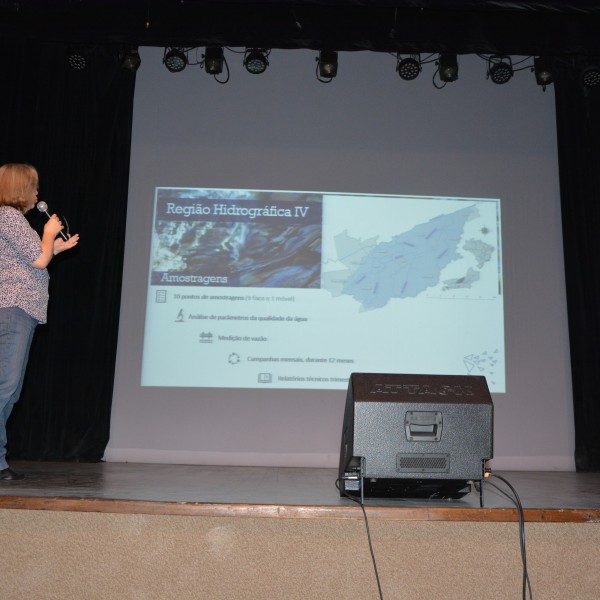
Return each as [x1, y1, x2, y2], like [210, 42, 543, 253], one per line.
[141, 188, 505, 392]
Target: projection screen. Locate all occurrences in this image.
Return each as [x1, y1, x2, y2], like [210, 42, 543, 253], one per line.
[107, 48, 573, 470]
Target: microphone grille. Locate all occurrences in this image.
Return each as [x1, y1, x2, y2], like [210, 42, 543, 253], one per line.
[36, 201, 48, 212]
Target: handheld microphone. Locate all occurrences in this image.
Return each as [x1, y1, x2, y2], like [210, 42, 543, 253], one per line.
[36, 201, 69, 241]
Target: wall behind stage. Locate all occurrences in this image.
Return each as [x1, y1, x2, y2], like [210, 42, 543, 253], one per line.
[106, 48, 574, 470]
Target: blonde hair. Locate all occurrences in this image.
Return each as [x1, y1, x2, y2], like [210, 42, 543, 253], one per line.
[0, 163, 39, 212]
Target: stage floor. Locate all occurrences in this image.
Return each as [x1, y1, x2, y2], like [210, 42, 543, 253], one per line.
[1, 461, 599, 522]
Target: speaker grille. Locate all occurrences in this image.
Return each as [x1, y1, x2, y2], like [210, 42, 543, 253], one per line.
[396, 453, 449, 473]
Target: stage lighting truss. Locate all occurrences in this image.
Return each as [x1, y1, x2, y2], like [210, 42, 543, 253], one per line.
[244, 49, 270, 74]
[316, 50, 338, 82]
[396, 54, 421, 81]
[487, 55, 513, 84]
[436, 54, 458, 85]
[120, 46, 141, 72]
[163, 47, 188, 73]
[533, 56, 554, 90]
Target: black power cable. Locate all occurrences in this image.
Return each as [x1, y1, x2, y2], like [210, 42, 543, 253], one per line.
[336, 471, 533, 600]
[485, 473, 534, 600]
[335, 478, 385, 600]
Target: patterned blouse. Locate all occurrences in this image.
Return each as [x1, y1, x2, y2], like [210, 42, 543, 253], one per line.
[0, 205, 49, 323]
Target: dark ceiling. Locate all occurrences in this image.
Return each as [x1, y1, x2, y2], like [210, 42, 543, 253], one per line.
[3, 0, 600, 56]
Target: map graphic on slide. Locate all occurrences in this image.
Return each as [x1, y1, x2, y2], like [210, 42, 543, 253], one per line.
[322, 203, 498, 310]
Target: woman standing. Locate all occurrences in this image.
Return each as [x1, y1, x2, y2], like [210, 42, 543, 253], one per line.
[0, 163, 79, 481]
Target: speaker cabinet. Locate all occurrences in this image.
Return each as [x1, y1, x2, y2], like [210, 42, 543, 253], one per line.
[339, 373, 493, 499]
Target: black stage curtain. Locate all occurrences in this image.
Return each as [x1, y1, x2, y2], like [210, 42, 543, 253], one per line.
[0, 41, 136, 462]
[555, 62, 600, 472]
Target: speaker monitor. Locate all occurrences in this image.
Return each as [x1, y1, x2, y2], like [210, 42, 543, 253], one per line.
[339, 373, 493, 499]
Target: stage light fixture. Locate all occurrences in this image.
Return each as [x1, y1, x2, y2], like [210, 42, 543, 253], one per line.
[396, 54, 421, 81]
[163, 48, 187, 73]
[487, 55, 513, 84]
[67, 47, 86, 71]
[438, 54, 458, 82]
[120, 46, 141, 72]
[204, 47, 224, 75]
[582, 64, 600, 88]
[244, 49, 269, 75]
[534, 57, 553, 88]
[317, 50, 338, 79]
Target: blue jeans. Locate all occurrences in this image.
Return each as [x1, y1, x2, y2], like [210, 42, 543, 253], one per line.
[0, 307, 37, 470]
